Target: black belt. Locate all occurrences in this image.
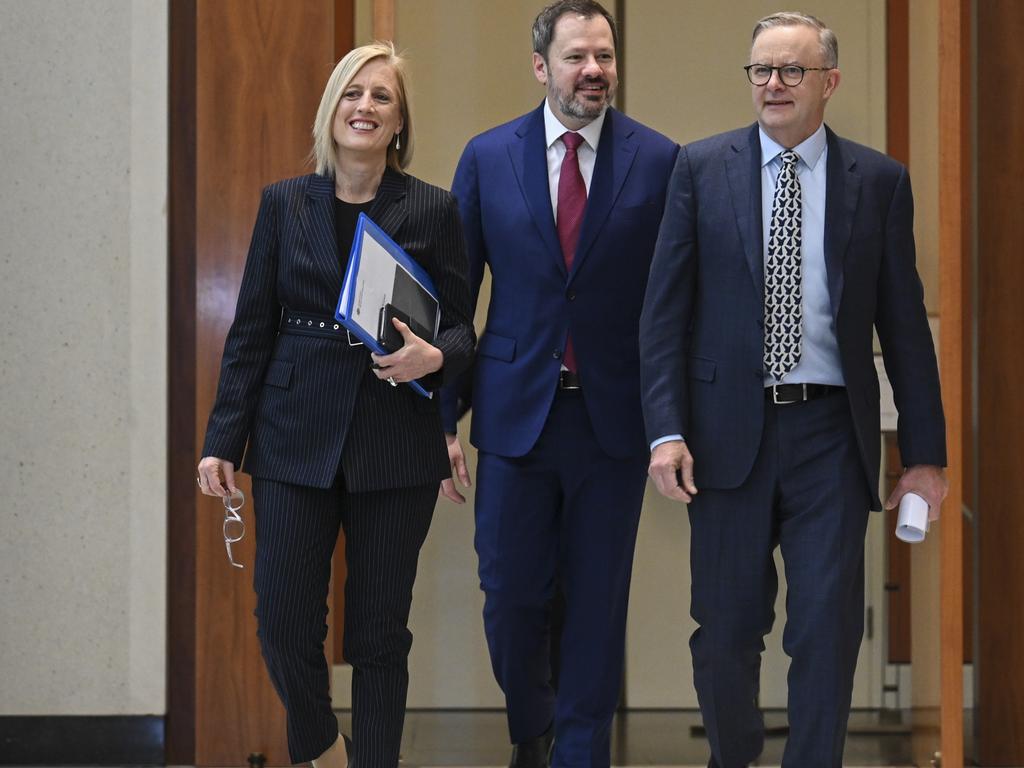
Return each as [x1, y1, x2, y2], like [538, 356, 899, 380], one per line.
[558, 370, 582, 391]
[766, 383, 844, 405]
[279, 310, 361, 344]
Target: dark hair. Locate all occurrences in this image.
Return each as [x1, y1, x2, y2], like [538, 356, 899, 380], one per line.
[532, 0, 618, 61]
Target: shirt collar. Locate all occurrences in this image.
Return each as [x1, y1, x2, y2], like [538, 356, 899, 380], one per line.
[758, 122, 827, 170]
[544, 99, 606, 152]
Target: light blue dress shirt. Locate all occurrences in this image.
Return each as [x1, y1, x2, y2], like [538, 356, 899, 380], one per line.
[650, 123, 844, 452]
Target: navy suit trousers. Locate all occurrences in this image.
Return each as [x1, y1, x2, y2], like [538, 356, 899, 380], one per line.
[474, 391, 647, 767]
[251, 477, 435, 765]
[687, 391, 871, 768]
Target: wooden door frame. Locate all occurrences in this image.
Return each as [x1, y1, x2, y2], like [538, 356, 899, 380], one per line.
[937, 0, 970, 766]
[168, 1, 355, 763]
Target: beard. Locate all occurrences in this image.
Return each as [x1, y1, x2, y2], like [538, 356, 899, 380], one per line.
[552, 76, 616, 122]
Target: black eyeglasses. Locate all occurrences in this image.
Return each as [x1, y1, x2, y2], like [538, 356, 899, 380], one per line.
[744, 64, 832, 87]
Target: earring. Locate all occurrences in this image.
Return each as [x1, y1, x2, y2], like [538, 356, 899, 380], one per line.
[395, 132, 401, 150]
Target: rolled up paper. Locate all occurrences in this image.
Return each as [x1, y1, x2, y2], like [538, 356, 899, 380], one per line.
[895, 492, 929, 543]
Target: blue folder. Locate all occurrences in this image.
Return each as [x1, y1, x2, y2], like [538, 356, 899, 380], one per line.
[335, 213, 439, 398]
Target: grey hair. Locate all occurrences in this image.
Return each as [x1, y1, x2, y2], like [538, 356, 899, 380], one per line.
[751, 11, 838, 68]
[532, 0, 618, 61]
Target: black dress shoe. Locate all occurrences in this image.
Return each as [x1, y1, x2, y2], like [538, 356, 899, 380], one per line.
[509, 724, 553, 768]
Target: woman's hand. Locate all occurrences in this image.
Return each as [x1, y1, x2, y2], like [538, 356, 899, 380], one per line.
[197, 456, 238, 498]
[370, 318, 443, 384]
[439, 433, 471, 504]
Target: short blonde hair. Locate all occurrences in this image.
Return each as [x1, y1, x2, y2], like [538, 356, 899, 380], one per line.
[311, 41, 414, 177]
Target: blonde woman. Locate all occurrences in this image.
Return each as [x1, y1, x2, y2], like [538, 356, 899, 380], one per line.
[197, 42, 474, 767]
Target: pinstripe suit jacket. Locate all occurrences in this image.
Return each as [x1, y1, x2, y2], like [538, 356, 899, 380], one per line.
[202, 169, 476, 492]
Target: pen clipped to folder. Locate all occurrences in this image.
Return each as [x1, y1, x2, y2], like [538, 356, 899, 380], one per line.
[335, 213, 440, 398]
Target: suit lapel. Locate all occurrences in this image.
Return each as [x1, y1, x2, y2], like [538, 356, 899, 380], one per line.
[823, 126, 860, 321]
[509, 104, 568, 277]
[300, 169, 409, 290]
[300, 174, 343, 288]
[367, 167, 409, 238]
[726, 124, 765, 295]
[570, 109, 638, 281]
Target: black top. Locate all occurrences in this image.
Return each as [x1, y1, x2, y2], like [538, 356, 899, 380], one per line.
[334, 196, 374, 271]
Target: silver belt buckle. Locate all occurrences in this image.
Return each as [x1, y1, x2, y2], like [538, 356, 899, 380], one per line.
[771, 382, 807, 405]
[346, 330, 363, 347]
[559, 371, 581, 390]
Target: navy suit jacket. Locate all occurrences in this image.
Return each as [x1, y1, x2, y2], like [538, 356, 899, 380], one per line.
[442, 104, 679, 459]
[640, 124, 946, 508]
[203, 170, 475, 492]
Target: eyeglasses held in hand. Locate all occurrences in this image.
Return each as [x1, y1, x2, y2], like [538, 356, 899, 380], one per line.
[223, 489, 246, 569]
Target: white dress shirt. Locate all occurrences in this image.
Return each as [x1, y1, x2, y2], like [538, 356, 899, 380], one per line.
[543, 99, 606, 220]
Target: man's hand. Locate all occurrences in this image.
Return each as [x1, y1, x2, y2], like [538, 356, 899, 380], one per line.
[884, 464, 948, 521]
[649, 440, 697, 503]
[439, 433, 471, 504]
[371, 318, 443, 384]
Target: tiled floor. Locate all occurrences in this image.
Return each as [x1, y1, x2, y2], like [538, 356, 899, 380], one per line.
[336, 709, 924, 766]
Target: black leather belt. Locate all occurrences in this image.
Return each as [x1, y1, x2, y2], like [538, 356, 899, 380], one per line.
[766, 383, 844, 405]
[279, 310, 361, 344]
[558, 370, 582, 391]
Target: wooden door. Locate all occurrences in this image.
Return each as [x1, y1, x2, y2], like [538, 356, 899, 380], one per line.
[168, 2, 352, 763]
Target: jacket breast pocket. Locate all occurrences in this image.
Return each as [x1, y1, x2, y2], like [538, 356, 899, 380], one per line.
[478, 332, 516, 362]
[263, 359, 294, 389]
[688, 356, 716, 382]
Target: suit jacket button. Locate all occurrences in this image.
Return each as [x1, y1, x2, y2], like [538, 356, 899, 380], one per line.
[553, 350, 561, 360]
[568, 291, 576, 301]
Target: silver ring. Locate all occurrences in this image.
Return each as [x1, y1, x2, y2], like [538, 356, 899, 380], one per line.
[387, 376, 397, 387]
[196, 476, 202, 487]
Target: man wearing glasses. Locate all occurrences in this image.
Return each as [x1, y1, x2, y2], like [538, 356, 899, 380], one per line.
[640, 12, 948, 767]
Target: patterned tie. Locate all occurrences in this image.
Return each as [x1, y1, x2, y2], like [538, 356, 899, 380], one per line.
[763, 150, 802, 381]
[557, 131, 586, 372]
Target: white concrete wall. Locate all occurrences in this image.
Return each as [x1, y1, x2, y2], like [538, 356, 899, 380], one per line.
[0, 0, 167, 715]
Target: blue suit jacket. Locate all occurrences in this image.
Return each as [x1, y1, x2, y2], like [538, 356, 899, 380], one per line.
[640, 124, 946, 508]
[442, 104, 679, 459]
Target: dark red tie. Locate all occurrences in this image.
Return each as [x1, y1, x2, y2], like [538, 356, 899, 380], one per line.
[557, 131, 586, 372]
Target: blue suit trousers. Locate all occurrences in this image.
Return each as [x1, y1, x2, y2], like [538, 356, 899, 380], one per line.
[474, 391, 647, 767]
[688, 392, 871, 768]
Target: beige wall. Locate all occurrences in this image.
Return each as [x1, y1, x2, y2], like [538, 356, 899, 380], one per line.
[624, 0, 887, 148]
[0, 0, 168, 715]
[908, 0, 940, 314]
[908, 0, 942, 709]
[339, 0, 898, 710]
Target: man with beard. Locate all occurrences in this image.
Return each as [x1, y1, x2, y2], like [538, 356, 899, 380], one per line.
[439, 2, 678, 766]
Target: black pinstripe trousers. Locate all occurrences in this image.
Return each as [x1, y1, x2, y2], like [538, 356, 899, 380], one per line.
[251, 476, 435, 765]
